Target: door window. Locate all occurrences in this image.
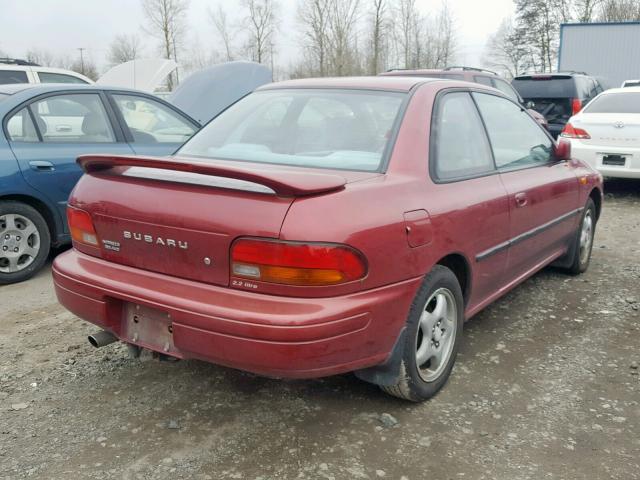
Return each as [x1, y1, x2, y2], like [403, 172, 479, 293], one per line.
[6, 107, 39, 142]
[37, 72, 88, 84]
[112, 94, 196, 144]
[473, 92, 552, 170]
[0, 70, 29, 84]
[431, 92, 495, 181]
[30, 93, 115, 143]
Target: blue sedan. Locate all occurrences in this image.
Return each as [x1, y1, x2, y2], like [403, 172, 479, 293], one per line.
[0, 62, 273, 284]
[0, 83, 202, 284]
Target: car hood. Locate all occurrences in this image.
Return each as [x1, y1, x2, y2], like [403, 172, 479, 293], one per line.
[168, 61, 272, 126]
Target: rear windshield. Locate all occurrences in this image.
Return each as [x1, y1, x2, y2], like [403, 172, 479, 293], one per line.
[179, 88, 406, 172]
[512, 77, 576, 98]
[584, 93, 640, 114]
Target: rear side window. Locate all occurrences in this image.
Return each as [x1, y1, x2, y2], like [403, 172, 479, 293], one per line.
[0, 70, 29, 85]
[584, 93, 640, 114]
[431, 92, 494, 181]
[474, 76, 493, 86]
[512, 77, 576, 98]
[37, 72, 88, 84]
[492, 78, 520, 102]
[112, 94, 197, 143]
[30, 93, 115, 143]
[473, 93, 552, 170]
[6, 107, 39, 142]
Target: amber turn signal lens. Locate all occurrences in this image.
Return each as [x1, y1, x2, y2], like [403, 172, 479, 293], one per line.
[67, 206, 99, 246]
[231, 238, 367, 286]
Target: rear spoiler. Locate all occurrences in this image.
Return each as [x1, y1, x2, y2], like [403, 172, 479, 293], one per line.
[77, 154, 347, 197]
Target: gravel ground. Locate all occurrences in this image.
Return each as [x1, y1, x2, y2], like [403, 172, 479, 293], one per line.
[1, 180, 639, 480]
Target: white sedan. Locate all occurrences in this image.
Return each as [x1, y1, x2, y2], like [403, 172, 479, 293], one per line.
[561, 87, 640, 179]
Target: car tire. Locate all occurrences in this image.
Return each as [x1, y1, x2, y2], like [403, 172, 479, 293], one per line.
[380, 265, 464, 402]
[563, 198, 596, 276]
[0, 201, 51, 285]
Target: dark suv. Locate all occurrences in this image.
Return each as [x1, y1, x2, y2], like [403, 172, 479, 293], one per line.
[382, 66, 548, 129]
[511, 72, 607, 138]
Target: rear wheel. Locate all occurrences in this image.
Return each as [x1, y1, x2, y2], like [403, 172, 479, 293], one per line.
[0, 201, 51, 284]
[563, 198, 596, 275]
[381, 265, 464, 402]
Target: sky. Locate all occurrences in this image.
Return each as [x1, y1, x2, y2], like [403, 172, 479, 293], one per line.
[0, 0, 515, 74]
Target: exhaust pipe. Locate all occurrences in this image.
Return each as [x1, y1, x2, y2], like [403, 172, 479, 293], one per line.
[88, 330, 117, 348]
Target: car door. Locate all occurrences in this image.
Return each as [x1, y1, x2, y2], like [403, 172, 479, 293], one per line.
[472, 91, 580, 281]
[107, 92, 198, 156]
[7, 91, 134, 230]
[429, 91, 511, 304]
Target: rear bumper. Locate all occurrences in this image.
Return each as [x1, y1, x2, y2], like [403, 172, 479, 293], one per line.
[52, 250, 420, 378]
[571, 141, 640, 179]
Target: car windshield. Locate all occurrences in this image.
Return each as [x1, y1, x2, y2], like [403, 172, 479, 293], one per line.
[178, 88, 406, 172]
[584, 92, 640, 114]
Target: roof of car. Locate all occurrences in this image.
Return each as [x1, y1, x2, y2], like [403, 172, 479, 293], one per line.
[381, 68, 497, 78]
[602, 86, 640, 94]
[0, 82, 156, 97]
[514, 72, 591, 80]
[259, 76, 440, 92]
[0, 83, 36, 95]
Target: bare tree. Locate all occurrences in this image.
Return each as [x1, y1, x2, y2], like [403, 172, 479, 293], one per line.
[431, 1, 456, 68]
[25, 48, 56, 66]
[70, 56, 99, 81]
[142, 0, 189, 89]
[394, 0, 418, 69]
[368, 0, 388, 74]
[326, 0, 361, 75]
[297, 0, 330, 76]
[209, 4, 236, 61]
[243, 0, 279, 65]
[483, 18, 530, 78]
[514, 0, 566, 72]
[573, 0, 603, 21]
[598, 0, 640, 20]
[107, 34, 142, 66]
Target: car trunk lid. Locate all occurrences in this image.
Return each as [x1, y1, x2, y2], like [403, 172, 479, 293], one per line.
[71, 154, 372, 287]
[573, 113, 640, 148]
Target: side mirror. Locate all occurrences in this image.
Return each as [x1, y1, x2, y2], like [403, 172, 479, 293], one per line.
[525, 100, 535, 109]
[554, 138, 571, 161]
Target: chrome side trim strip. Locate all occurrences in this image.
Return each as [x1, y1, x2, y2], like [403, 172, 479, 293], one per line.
[476, 207, 583, 262]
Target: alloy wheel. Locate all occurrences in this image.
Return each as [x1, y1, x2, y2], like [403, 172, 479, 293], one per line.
[415, 288, 457, 382]
[579, 210, 593, 265]
[0, 214, 41, 273]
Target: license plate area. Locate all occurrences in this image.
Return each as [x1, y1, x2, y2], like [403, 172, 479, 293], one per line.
[122, 303, 179, 356]
[602, 154, 626, 166]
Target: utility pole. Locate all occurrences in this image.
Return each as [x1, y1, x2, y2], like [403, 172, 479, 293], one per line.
[172, 37, 179, 86]
[77, 47, 86, 75]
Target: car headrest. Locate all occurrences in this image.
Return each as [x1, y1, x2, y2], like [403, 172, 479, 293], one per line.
[82, 112, 107, 136]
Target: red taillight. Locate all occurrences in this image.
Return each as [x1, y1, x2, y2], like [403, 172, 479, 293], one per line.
[67, 206, 98, 246]
[571, 98, 582, 115]
[231, 238, 367, 286]
[560, 122, 591, 139]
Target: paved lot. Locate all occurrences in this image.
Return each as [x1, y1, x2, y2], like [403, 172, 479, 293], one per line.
[1, 180, 639, 480]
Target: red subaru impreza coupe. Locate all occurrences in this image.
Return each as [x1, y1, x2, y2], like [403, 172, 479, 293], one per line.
[53, 77, 603, 401]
